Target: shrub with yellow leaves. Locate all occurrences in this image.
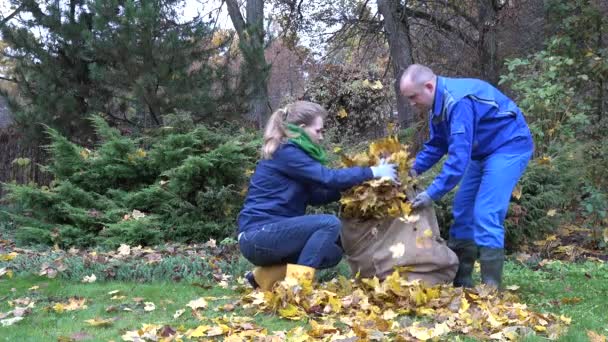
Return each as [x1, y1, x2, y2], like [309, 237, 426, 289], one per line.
[339, 136, 416, 219]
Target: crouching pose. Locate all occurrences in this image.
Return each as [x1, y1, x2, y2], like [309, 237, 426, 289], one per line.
[237, 101, 398, 290]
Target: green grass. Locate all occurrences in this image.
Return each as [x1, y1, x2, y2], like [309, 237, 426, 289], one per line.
[505, 260, 608, 341]
[0, 260, 606, 341]
[0, 275, 299, 341]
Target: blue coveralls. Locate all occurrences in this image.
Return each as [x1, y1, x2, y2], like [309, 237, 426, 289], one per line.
[238, 142, 374, 268]
[412, 77, 534, 248]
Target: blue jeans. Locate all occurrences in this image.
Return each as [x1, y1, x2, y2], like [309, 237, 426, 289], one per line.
[239, 214, 343, 269]
[450, 150, 533, 248]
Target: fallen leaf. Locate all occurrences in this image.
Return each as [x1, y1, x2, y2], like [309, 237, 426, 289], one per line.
[81, 274, 97, 283]
[173, 309, 185, 319]
[587, 330, 607, 342]
[186, 298, 208, 310]
[117, 244, 131, 256]
[144, 302, 156, 312]
[0, 317, 23, 326]
[84, 318, 114, 327]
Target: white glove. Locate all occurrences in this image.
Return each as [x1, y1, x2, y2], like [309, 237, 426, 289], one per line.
[371, 159, 398, 183]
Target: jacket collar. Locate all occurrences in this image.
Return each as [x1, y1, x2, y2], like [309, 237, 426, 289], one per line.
[431, 76, 444, 117]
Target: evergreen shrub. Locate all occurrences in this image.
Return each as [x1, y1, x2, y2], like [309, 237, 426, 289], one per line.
[3, 116, 259, 248]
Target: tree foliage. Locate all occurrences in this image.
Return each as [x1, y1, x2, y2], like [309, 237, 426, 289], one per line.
[1, 0, 234, 142]
[3, 116, 259, 248]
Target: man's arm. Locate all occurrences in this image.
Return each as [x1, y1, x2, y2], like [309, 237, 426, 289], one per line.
[425, 99, 475, 200]
[413, 119, 448, 175]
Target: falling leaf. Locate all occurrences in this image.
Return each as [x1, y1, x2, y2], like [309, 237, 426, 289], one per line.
[28, 286, 39, 291]
[107, 290, 121, 295]
[144, 302, 156, 312]
[81, 274, 97, 283]
[423, 229, 433, 238]
[547, 209, 557, 217]
[505, 285, 520, 291]
[337, 107, 348, 119]
[186, 298, 208, 310]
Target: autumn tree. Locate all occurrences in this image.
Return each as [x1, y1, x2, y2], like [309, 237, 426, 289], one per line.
[1, 0, 227, 143]
[225, 0, 271, 128]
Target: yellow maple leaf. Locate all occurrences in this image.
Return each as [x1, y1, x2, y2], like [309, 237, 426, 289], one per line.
[84, 318, 114, 327]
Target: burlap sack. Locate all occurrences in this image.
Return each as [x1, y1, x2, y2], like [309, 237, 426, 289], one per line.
[340, 202, 459, 285]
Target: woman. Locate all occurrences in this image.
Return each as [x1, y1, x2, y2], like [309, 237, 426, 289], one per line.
[238, 101, 398, 290]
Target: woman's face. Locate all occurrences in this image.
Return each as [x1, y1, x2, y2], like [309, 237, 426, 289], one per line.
[301, 116, 324, 144]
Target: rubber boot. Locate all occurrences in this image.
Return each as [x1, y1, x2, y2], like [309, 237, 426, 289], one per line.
[285, 264, 315, 284]
[246, 264, 287, 291]
[479, 247, 504, 289]
[448, 239, 478, 288]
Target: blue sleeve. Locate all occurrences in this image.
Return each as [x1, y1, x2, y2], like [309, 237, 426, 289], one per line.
[413, 117, 448, 175]
[309, 187, 341, 205]
[426, 99, 474, 200]
[273, 144, 374, 190]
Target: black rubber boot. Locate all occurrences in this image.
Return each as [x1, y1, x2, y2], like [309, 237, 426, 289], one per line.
[479, 247, 504, 289]
[448, 239, 478, 288]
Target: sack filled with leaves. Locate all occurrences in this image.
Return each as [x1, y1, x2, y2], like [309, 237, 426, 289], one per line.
[338, 137, 458, 283]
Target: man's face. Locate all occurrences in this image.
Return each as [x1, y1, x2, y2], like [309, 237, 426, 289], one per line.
[400, 79, 435, 112]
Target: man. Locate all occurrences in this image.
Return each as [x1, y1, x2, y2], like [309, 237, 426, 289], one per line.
[400, 64, 533, 288]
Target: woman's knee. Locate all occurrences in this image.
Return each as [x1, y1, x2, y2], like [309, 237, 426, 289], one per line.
[317, 214, 341, 232]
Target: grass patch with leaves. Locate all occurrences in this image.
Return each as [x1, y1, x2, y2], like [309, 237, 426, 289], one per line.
[1, 260, 606, 341]
[505, 260, 608, 341]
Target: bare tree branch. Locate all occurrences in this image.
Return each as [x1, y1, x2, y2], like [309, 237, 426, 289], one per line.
[0, 3, 25, 27]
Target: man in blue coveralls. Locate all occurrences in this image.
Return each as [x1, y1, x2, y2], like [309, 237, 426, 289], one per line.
[400, 64, 534, 288]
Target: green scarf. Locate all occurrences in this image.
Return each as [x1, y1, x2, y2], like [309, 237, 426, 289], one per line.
[286, 123, 328, 165]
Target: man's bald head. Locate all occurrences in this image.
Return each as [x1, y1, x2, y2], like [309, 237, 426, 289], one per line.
[399, 64, 437, 112]
[400, 64, 435, 87]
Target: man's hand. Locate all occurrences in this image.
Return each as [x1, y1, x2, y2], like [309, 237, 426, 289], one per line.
[408, 168, 418, 178]
[412, 191, 433, 209]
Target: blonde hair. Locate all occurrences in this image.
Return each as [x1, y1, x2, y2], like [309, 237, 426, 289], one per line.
[261, 101, 328, 159]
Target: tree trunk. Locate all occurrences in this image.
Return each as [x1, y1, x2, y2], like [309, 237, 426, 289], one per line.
[478, 1, 501, 85]
[226, 0, 271, 128]
[377, 0, 415, 129]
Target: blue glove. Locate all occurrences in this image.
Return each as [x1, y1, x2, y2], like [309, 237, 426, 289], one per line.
[371, 159, 398, 183]
[412, 191, 433, 209]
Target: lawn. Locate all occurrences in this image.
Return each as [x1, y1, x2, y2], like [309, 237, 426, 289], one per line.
[1, 259, 606, 341]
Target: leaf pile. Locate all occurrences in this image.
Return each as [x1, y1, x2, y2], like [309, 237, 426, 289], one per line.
[242, 270, 570, 341]
[339, 137, 416, 219]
